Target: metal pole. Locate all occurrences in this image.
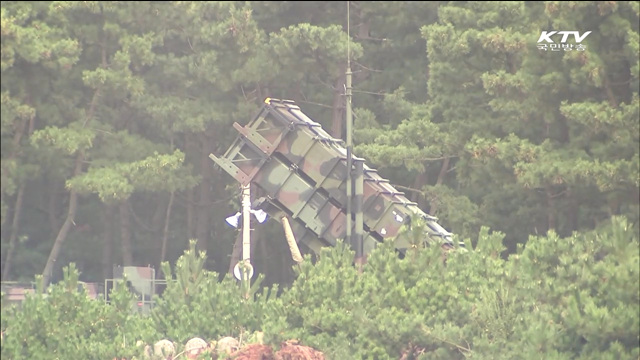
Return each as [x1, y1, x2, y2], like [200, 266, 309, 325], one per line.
[241, 184, 251, 297]
[241, 184, 251, 265]
[345, 1, 353, 248]
[355, 159, 364, 268]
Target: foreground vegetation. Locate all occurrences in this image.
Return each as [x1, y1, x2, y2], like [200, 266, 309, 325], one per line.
[2, 1, 638, 286]
[2, 217, 638, 359]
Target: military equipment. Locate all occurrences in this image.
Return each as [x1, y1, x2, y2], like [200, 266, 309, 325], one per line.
[105, 265, 166, 313]
[210, 98, 459, 258]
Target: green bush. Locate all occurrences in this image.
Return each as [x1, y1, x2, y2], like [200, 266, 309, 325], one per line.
[1, 264, 158, 359]
[150, 240, 275, 343]
[1, 218, 638, 360]
[260, 217, 639, 360]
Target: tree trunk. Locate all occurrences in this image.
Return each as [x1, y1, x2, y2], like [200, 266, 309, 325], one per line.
[331, 65, 347, 139]
[1, 199, 12, 248]
[185, 132, 196, 240]
[566, 188, 578, 233]
[102, 204, 114, 280]
[186, 187, 195, 239]
[209, 173, 230, 274]
[41, 62, 100, 287]
[410, 169, 429, 207]
[195, 135, 213, 253]
[257, 84, 270, 104]
[353, 9, 373, 83]
[160, 191, 175, 266]
[546, 186, 556, 231]
[48, 182, 61, 233]
[435, 158, 450, 186]
[2, 185, 25, 281]
[429, 157, 450, 214]
[602, 74, 619, 108]
[1, 115, 29, 229]
[42, 152, 84, 288]
[151, 195, 166, 233]
[119, 200, 133, 266]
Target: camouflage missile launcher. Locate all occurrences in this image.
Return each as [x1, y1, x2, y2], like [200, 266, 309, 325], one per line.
[210, 98, 457, 257]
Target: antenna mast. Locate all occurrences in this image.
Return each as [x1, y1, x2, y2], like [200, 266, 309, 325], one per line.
[345, 1, 364, 267]
[346, 1, 353, 253]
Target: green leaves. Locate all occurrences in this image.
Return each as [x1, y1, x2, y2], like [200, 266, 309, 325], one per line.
[30, 124, 95, 155]
[1, 221, 638, 359]
[0, 2, 81, 71]
[67, 150, 196, 202]
[1, 263, 158, 360]
[151, 239, 270, 342]
[0, 91, 35, 134]
[270, 23, 363, 69]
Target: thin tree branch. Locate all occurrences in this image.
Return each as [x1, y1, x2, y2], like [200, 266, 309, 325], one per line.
[312, 74, 338, 91]
[353, 61, 383, 73]
[127, 201, 157, 233]
[401, 155, 459, 162]
[549, 189, 567, 198]
[354, 34, 389, 42]
[297, 100, 333, 109]
[421, 325, 472, 354]
[395, 185, 425, 195]
[351, 89, 389, 96]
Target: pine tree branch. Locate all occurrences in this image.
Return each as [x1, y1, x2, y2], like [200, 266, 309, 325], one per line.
[421, 325, 472, 354]
[395, 185, 425, 195]
[128, 200, 157, 233]
[297, 100, 333, 109]
[353, 61, 383, 73]
[401, 155, 459, 162]
[351, 89, 388, 96]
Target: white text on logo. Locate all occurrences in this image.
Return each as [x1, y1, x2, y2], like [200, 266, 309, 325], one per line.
[537, 31, 592, 43]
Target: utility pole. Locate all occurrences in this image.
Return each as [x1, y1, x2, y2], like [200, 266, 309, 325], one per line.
[346, 20, 353, 256]
[240, 183, 252, 298]
[345, 1, 365, 270]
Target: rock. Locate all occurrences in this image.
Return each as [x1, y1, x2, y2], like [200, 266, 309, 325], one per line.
[216, 336, 240, 356]
[185, 337, 208, 359]
[154, 339, 175, 359]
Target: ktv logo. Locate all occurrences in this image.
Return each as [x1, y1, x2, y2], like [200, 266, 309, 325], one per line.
[537, 31, 591, 52]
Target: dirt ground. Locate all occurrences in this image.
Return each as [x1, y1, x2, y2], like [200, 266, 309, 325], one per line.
[229, 341, 325, 360]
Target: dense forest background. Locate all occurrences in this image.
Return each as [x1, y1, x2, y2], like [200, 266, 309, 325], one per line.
[1, 1, 638, 288]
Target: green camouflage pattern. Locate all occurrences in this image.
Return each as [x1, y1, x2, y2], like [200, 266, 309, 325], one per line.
[210, 98, 458, 257]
